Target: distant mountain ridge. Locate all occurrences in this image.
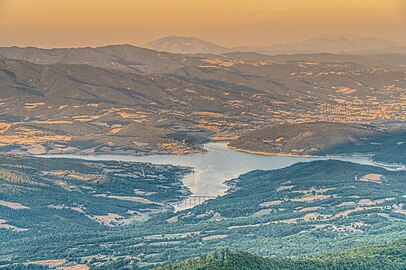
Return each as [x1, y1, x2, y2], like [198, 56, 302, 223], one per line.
[144, 34, 406, 55]
[268, 34, 402, 54]
[0, 44, 186, 74]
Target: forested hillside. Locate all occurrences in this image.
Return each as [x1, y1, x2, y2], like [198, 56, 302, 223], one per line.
[0, 154, 189, 232]
[2, 159, 405, 269]
[229, 122, 406, 165]
[158, 239, 406, 270]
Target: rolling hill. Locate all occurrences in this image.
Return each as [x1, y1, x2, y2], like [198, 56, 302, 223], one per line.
[228, 122, 406, 165]
[0, 43, 406, 156]
[0, 58, 274, 155]
[0, 154, 189, 232]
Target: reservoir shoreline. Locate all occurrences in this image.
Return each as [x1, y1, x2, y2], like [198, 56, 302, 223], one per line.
[37, 142, 402, 210]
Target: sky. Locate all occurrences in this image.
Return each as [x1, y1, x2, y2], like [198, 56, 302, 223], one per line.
[0, 0, 405, 48]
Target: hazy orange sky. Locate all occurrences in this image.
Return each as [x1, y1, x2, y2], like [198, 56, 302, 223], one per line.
[0, 0, 405, 48]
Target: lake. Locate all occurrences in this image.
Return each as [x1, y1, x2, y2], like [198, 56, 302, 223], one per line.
[43, 142, 385, 201]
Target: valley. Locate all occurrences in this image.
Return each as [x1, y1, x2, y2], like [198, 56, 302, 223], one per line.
[2, 0, 406, 269]
[0, 39, 405, 270]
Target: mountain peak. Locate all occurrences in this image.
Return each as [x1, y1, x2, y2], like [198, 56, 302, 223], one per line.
[144, 35, 230, 54]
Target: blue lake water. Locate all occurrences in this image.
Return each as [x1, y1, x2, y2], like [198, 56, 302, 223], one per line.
[43, 142, 384, 198]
